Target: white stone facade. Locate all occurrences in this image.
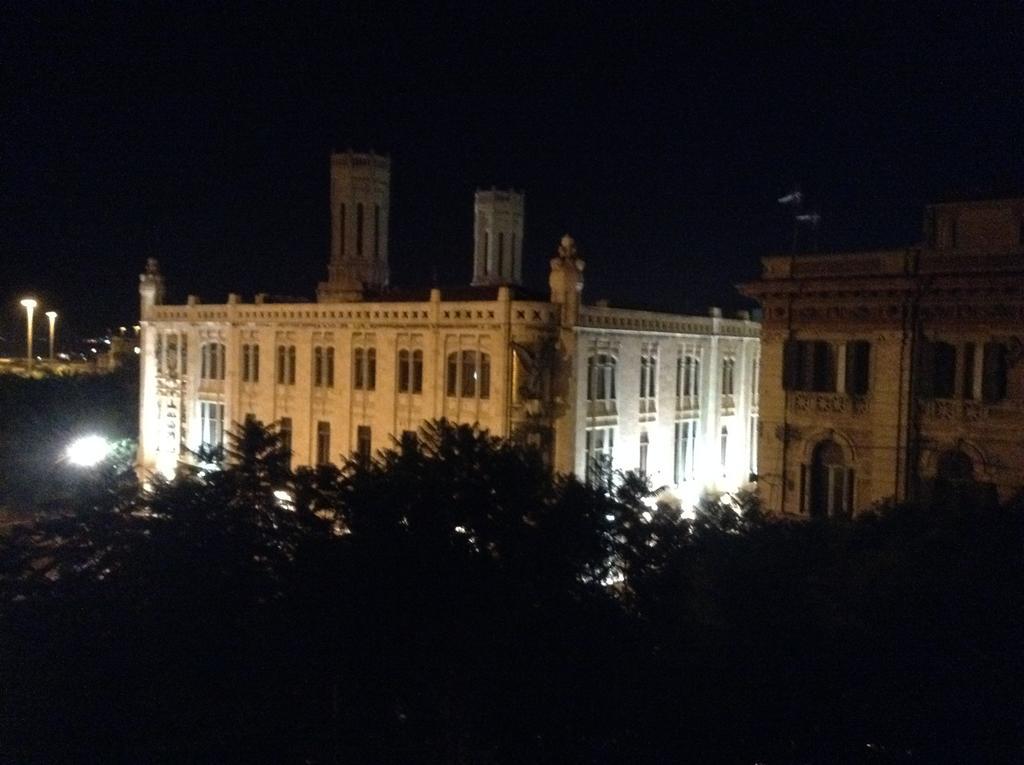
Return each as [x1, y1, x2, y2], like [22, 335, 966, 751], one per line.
[138, 155, 760, 501]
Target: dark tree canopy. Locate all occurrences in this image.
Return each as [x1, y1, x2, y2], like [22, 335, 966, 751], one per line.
[1, 418, 1021, 762]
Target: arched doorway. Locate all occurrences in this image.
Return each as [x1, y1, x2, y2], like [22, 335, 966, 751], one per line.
[936, 450, 973, 482]
[810, 440, 852, 518]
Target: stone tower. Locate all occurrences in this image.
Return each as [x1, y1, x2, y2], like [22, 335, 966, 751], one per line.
[318, 151, 390, 301]
[471, 189, 524, 286]
[139, 257, 165, 318]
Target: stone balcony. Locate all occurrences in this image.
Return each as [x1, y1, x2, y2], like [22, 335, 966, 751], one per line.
[789, 391, 869, 416]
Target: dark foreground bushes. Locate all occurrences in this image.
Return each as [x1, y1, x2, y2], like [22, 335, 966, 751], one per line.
[1, 420, 1021, 763]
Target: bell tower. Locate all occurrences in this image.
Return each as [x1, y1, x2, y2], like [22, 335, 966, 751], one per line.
[318, 151, 390, 301]
[472, 189, 524, 286]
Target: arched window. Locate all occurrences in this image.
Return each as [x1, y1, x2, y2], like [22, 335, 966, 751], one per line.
[445, 350, 489, 398]
[497, 232, 505, 277]
[808, 440, 852, 518]
[366, 348, 376, 390]
[356, 202, 364, 256]
[339, 203, 346, 255]
[461, 350, 476, 397]
[354, 347, 365, 389]
[412, 350, 423, 393]
[479, 352, 491, 399]
[681, 355, 700, 398]
[447, 352, 458, 396]
[587, 354, 617, 402]
[721, 358, 735, 396]
[200, 342, 225, 380]
[373, 204, 381, 259]
[398, 349, 411, 393]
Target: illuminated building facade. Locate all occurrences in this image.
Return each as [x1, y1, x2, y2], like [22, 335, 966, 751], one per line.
[741, 197, 1024, 516]
[138, 153, 760, 500]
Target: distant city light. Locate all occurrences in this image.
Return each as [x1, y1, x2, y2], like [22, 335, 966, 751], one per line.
[66, 435, 112, 467]
[133, 346, 141, 354]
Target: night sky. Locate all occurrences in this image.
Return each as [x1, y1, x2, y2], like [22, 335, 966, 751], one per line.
[2, 4, 1022, 352]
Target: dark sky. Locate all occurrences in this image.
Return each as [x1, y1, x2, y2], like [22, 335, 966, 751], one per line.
[2, 4, 1022, 351]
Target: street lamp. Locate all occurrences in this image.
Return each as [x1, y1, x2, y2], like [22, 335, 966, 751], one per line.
[45, 311, 58, 360]
[19, 298, 37, 371]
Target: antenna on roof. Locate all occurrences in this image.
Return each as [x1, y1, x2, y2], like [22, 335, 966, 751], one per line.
[779, 186, 822, 252]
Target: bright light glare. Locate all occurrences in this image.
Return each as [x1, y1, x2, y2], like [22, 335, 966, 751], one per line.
[66, 435, 111, 467]
[273, 489, 295, 511]
[20, 298, 37, 309]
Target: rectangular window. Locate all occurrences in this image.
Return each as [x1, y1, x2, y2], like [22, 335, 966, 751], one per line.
[918, 340, 956, 399]
[412, 350, 423, 393]
[748, 415, 758, 477]
[783, 340, 837, 392]
[316, 421, 331, 465]
[585, 426, 615, 487]
[479, 352, 490, 399]
[962, 343, 976, 400]
[366, 348, 376, 391]
[982, 342, 1008, 403]
[461, 351, 476, 397]
[250, 344, 259, 383]
[279, 417, 293, 454]
[354, 347, 365, 389]
[357, 425, 371, 461]
[751, 355, 760, 406]
[673, 420, 698, 484]
[314, 346, 324, 387]
[287, 346, 296, 385]
[447, 352, 458, 396]
[277, 345, 286, 384]
[326, 347, 334, 387]
[199, 401, 225, 456]
[639, 432, 649, 476]
[844, 341, 870, 395]
[398, 349, 411, 393]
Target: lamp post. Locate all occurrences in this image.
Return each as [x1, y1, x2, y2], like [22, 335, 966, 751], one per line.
[45, 311, 58, 360]
[19, 298, 37, 371]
